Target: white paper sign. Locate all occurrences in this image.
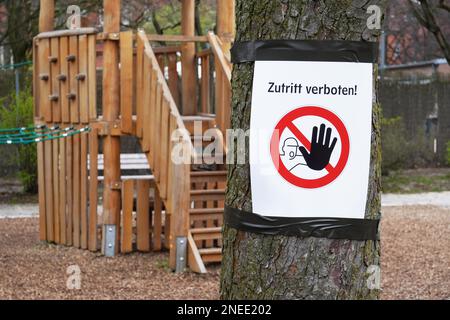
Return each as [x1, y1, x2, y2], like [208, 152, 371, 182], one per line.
[250, 60, 373, 219]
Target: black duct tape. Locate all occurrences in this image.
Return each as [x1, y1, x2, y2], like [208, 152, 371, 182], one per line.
[224, 206, 379, 241]
[231, 40, 378, 64]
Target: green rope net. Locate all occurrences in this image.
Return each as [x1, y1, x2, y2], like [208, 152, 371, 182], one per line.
[0, 125, 91, 145]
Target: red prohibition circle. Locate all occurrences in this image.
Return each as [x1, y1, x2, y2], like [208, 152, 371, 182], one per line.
[270, 106, 350, 189]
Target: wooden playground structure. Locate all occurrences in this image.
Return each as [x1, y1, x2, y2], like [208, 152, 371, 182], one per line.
[34, 0, 234, 273]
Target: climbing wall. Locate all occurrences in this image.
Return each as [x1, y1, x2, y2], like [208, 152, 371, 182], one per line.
[34, 31, 100, 250]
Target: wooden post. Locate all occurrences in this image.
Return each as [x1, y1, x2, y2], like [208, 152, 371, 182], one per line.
[181, 0, 197, 115]
[216, 1, 234, 136]
[39, 0, 55, 32]
[102, 0, 122, 255]
[217, 0, 235, 52]
[36, 0, 55, 242]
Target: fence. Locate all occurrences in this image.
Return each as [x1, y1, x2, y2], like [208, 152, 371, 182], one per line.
[379, 76, 450, 166]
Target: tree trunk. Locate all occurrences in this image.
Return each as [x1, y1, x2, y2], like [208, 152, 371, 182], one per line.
[221, 0, 386, 300]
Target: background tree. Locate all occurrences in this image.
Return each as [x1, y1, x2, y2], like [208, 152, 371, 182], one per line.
[409, 0, 450, 63]
[221, 0, 387, 300]
[0, 0, 102, 64]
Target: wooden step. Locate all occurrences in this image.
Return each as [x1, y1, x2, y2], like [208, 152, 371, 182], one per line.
[183, 115, 217, 134]
[190, 189, 225, 202]
[190, 170, 227, 183]
[190, 227, 222, 241]
[190, 208, 224, 222]
[198, 247, 222, 263]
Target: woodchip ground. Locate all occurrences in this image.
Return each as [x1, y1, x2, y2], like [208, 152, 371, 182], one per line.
[0, 205, 448, 300]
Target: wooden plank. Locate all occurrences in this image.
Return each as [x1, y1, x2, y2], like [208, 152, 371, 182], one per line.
[59, 37, 70, 123]
[59, 137, 67, 245]
[52, 138, 60, 244]
[153, 187, 162, 251]
[80, 132, 88, 249]
[167, 53, 179, 107]
[121, 180, 134, 253]
[69, 36, 79, 123]
[38, 28, 97, 39]
[146, 34, 208, 42]
[201, 55, 210, 114]
[205, 181, 215, 248]
[135, 34, 144, 138]
[87, 35, 97, 120]
[88, 129, 99, 251]
[165, 213, 171, 250]
[154, 81, 163, 183]
[66, 136, 73, 246]
[78, 35, 89, 124]
[153, 46, 181, 54]
[50, 37, 61, 122]
[38, 38, 51, 122]
[149, 69, 159, 165]
[156, 54, 165, 73]
[196, 48, 212, 58]
[169, 140, 191, 269]
[120, 31, 134, 133]
[37, 142, 47, 241]
[141, 55, 151, 152]
[151, 78, 162, 170]
[187, 232, 207, 274]
[136, 180, 150, 252]
[215, 67, 224, 132]
[159, 99, 170, 200]
[72, 133, 81, 248]
[33, 39, 40, 117]
[44, 140, 54, 242]
[165, 115, 177, 214]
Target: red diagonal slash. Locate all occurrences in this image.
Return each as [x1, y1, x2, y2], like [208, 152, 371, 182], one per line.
[286, 121, 335, 173]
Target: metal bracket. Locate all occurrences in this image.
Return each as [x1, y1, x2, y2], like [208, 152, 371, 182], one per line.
[103, 224, 116, 257]
[99, 32, 120, 41]
[175, 237, 187, 273]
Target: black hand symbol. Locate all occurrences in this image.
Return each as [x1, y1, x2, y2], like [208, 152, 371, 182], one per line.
[299, 124, 338, 171]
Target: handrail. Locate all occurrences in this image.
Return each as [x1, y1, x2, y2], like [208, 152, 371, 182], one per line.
[207, 32, 232, 83]
[153, 46, 182, 54]
[36, 28, 98, 39]
[137, 30, 195, 156]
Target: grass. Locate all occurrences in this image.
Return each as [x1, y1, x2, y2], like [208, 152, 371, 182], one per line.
[382, 168, 450, 194]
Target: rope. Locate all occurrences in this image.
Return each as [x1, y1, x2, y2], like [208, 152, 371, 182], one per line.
[0, 61, 33, 70]
[0, 125, 91, 145]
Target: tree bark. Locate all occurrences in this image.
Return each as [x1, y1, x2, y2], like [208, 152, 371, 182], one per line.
[221, 0, 386, 300]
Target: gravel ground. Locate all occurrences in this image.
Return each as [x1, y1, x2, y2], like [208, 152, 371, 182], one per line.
[380, 205, 450, 300]
[0, 205, 448, 300]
